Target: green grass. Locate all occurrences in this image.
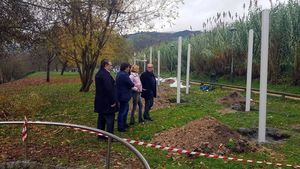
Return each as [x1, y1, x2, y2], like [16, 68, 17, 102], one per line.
[1, 72, 300, 168]
[27, 71, 79, 78]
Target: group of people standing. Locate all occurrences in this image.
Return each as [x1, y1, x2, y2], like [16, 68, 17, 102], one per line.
[94, 59, 157, 138]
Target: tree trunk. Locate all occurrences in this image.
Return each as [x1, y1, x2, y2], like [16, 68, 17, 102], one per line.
[0, 71, 3, 84]
[293, 49, 300, 85]
[61, 61, 68, 75]
[46, 59, 51, 82]
[46, 54, 55, 82]
[78, 61, 96, 92]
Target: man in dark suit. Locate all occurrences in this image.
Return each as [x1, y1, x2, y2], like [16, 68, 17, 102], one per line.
[140, 63, 157, 121]
[94, 59, 117, 137]
[116, 62, 135, 132]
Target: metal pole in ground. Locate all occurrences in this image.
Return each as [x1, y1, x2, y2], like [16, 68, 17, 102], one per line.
[150, 47, 153, 64]
[186, 44, 191, 94]
[105, 137, 112, 169]
[258, 10, 270, 143]
[158, 50, 161, 86]
[246, 29, 254, 112]
[22, 118, 29, 162]
[143, 54, 146, 72]
[177, 36, 182, 104]
[229, 27, 237, 83]
[24, 128, 29, 161]
[133, 53, 137, 65]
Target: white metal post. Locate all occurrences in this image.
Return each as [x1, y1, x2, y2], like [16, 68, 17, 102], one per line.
[158, 50, 161, 86]
[186, 44, 191, 94]
[150, 47, 153, 64]
[143, 54, 146, 72]
[258, 10, 270, 143]
[177, 37, 182, 104]
[133, 52, 136, 65]
[246, 29, 254, 112]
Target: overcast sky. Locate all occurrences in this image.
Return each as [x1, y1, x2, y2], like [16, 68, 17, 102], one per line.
[150, 0, 288, 32]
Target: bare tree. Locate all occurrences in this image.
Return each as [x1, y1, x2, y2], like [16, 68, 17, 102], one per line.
[0, 0, 36, 83]
[26, 0, 182, 92]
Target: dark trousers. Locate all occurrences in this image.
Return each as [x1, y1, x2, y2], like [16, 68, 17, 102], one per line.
[118, 101, 129, 131]
[130, 92, 143, 123]
[144, 97, 154, 119]
[97, 113, 115, 134]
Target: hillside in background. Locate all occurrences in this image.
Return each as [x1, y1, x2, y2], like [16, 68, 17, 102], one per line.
[127, 30, 201, 51]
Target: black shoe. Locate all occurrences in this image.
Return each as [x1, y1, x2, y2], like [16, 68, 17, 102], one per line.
[98, 137, 117, 142]
[118, 129, 126, 132]
[144, 117, 153, 121]
[98, 136, 107, 141]
[125, 124, 130, 128]
[129, 122, 135, 125]
[138, 119, 145, 123]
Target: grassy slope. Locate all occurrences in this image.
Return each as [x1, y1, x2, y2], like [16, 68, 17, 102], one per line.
[0, 72, 300, 168]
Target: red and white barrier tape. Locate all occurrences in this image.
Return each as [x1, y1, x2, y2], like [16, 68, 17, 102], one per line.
[67, 127, 300, 168]
[123, 138, 300, 168]
[21, 116, 28, 142]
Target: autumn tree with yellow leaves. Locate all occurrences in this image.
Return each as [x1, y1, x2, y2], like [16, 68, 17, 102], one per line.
[28, 0, 182, 92]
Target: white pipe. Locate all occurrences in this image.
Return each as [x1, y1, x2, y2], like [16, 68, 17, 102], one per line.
[258, 10, 270, 143]
[133, 52, 136, 65]
[150, 47, 153, 64]
[246, 29, 254, 112]
[186, 44, 191, 94]
[143, 54, 146, 72]
[158, 50, 161, 86]
[177, 37, 182, 104]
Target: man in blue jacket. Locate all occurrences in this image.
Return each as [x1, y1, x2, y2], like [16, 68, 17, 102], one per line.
[116, 62, 134, 132]
[94, 59, 117, 138]
[140, 63, 157, 121]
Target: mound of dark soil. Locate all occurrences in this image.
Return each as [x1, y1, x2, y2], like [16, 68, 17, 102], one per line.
[152, 117, 256, 155]
[218, 92, 246, 111]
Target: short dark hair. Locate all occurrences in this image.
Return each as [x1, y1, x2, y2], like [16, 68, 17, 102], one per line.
[120, 62, 130, 71]
[100, 59, 110, 69]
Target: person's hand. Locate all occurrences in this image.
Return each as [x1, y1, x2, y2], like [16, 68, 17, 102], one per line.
[111, 103, 116, 107]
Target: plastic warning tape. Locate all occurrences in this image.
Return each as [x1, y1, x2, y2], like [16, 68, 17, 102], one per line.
[21, 116, 28, 142]
[68, 127, 300, 168]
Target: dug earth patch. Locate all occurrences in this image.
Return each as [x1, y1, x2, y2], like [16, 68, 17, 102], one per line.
[152, 116, 257, 155]
[237, 128, 291, 142]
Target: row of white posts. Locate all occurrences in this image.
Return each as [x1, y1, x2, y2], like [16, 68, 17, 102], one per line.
[136, 38, 192, 103]
[136, 10, 270, 143]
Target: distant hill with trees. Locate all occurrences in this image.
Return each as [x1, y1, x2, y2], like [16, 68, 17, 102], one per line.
[127, 30, 201, 51]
